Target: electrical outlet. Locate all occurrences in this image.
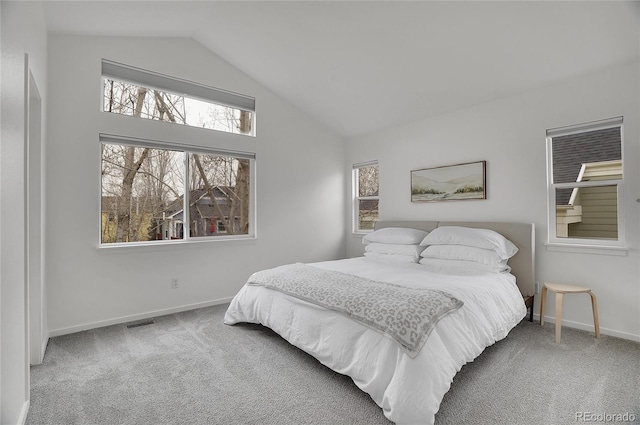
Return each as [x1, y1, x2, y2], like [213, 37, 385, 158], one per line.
[535, 282, 540, 294]
[171, 278, 179, 289]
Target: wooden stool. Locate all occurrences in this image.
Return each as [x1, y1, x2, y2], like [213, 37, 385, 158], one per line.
[540, 283, 600, 343]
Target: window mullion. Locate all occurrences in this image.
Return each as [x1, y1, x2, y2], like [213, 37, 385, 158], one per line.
[183, 152, 190, 240]
[553, 179, 621, 189]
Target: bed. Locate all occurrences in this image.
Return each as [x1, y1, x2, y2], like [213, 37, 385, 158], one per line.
[224, 221, 535, 424]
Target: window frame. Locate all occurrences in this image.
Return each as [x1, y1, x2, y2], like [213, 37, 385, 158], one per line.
[352, 161, 379, 234]
[546, 117, 625, 250]
[98, 133, 256, 249]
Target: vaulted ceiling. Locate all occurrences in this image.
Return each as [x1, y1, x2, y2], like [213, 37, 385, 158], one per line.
[43, 1, 640, 138]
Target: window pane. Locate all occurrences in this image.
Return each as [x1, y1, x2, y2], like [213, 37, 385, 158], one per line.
[552, 127, 621, 185]
[358, 199, 379, 231]
[358, 165, 379, 197]
[101, 144, 184, 243]
[103, 79, 186, 123]
[184, 97, 252, 134]
[103, 79, 253, 135]
[188, 153, 250, 237]
[554, 185, 618, 240]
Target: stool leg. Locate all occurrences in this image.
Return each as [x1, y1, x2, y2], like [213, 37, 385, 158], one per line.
[540, 286, 547, 326]
[589, 291, 600, 338]
[529, 295, 534, 322]
[555, 293, 564, 343]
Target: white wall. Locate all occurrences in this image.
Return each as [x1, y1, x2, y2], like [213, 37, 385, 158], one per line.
[46, 35, 346, 335]
[0, 1, 48, 423]
[346, 62, 640, 341]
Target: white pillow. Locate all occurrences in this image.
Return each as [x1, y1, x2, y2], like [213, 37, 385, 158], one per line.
[421, 245, 506, 266]
[420, 226, 518, 260]
[363, 227, 429, 245]
[364, 252, 419, 264]
[365, 243, 426, 259]
[418, 257, 511, 274]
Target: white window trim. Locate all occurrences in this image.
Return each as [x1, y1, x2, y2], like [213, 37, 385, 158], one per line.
[544, 242, 628, 257]
[352, 160, 379, 234]
[545, 117, 626, 251]
[98, 133, 257, 249]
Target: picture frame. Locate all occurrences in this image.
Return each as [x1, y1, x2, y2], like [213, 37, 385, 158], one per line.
[411, 160, 486, 202]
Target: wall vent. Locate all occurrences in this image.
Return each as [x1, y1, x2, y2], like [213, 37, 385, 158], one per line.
[126, 319, 156, 329]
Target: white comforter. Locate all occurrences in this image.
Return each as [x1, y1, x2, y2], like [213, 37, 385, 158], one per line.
[224, 257, 526, 425]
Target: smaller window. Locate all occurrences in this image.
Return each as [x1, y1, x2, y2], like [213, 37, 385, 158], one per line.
[102, 60, 255, 136]
[546, 117, 624, 247]
[353, 161, 379, 233]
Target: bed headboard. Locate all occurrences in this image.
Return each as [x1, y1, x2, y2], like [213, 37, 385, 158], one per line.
[373, 221, 536, 297]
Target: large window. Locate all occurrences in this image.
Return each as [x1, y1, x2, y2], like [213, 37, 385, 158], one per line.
[353, 161, 379, 232]
[99, 61, 256, 246]
[546, 117, 624, 247]
[102, 60, 255, 136]
[100, 135, 255, 246]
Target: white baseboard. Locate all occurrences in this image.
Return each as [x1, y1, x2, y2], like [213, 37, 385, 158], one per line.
[535, 313, 640, 342]
[30, 333, 49, 366]
[48, 297, 233, 338]
[40, 334, 49, 362]
[18, 399, 30, 425]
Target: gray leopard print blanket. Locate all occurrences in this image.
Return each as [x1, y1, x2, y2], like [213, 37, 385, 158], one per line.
[247, 263, 464, 358]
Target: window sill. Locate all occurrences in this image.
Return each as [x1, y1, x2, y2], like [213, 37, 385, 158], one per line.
[352, 231, 372, 237]
[545, 242, 628, 256]
[98, 235, 257, 254]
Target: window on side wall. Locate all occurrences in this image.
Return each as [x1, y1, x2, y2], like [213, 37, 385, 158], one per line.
[546, 117, 624, 248]
[102, 59, 255, 136]
[100, 135, 255, 246]
[353, 161, 379, 233]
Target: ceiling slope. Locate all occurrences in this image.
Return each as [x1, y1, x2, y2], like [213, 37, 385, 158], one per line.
[43, 1, 640, 138]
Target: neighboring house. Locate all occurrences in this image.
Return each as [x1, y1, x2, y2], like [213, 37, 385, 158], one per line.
[358, 198, 379, 231]
[554, 128, 622, 239]
[101, 187, 242, 242]
[159, 187, 242, 239]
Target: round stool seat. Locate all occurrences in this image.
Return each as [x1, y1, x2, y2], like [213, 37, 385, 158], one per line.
[543, 282, 591, 294]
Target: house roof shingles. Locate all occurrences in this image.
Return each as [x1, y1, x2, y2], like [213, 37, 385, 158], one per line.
[552, 127, 621, 205]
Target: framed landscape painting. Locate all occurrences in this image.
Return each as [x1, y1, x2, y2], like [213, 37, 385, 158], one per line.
[411, 161, 486, 202]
